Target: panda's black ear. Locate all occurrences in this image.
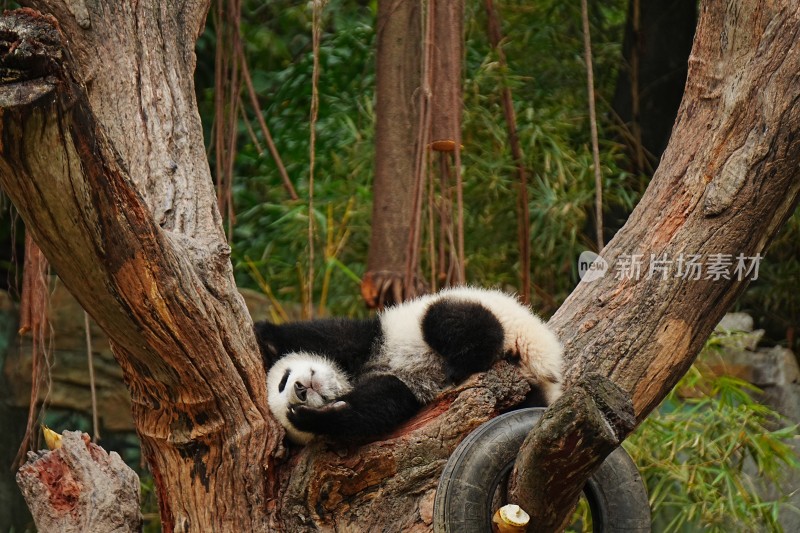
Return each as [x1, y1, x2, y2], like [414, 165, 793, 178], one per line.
[254, 321, 281, 367]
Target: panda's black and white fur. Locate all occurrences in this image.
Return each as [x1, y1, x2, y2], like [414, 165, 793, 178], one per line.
[256, 287, 563, 444]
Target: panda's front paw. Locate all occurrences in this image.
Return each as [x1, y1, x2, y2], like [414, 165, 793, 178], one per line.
[288, 401, 349, 433]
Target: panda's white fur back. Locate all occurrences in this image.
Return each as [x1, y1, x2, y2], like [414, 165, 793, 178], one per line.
[378, 286, 563, 403]
[371, 295, 445, 402]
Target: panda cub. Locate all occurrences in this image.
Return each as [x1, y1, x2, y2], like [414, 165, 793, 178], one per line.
[256, 287, 563, 444]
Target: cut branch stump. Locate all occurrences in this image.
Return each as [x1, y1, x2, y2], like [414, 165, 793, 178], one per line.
[509, 373, 635, 532]
[16, 431, 142, 533]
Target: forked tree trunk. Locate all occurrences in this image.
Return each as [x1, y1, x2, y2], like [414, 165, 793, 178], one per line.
[1, 1, 799, 532]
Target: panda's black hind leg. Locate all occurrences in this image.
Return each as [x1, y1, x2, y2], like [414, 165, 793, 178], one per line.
[421, 298, 504, 383]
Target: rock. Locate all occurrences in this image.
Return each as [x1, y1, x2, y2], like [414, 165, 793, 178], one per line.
[716, 312, 755, 333]
[708, 338, 800, 533]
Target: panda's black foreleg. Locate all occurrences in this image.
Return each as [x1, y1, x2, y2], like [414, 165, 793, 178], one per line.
[421, 299, 505, 383]
[287, 374, 422, 440]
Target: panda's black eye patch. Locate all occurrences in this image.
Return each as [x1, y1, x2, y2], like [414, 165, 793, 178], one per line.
[278, 369, 291, 393]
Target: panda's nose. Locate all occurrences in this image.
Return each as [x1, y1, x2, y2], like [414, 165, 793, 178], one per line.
[294, 382, 307, 402]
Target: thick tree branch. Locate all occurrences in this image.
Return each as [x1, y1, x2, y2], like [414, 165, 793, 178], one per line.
[363, 0, 423, 308]
[508, 374, 635, 531]
[0, 8, 278, 530]
[550, 1, 800, 421]
[278, 362, 531, 531]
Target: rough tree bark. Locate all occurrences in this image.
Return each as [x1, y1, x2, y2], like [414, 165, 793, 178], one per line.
[0, 1, 798, 532]
[509, 374, 635, 531]
[509, 1, 800, 528]
[17, 431, 142, 532]
[0, 5, 280, 531]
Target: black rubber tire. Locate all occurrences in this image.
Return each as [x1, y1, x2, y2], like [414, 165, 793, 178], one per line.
[433, 407, 651, 532]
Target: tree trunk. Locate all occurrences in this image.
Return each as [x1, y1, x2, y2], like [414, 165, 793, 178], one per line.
[511, 2, 800, 527]
[552, 1, 800, 418]
[0, 5, 281, 531]
[429, 0, 462, 149]
[0, 1, 798, 532]
[362, 0, 423, 309]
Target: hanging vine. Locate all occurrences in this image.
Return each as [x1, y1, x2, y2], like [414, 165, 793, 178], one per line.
[307, 0, 328, 318]
[212, 0, 297, 239]
[404, 0, 435, 298]
[213, 0, 242, 237]
[581, 0, 605, 251]
[14, 233, 52, 467]
[239, 42, 297, 201]
[425, 0, 466, 290]
[83, 312, 99, 442]
[484, 0, 530, 303]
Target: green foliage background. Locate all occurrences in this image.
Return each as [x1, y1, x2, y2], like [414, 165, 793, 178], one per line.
[624, 334, 799, 533]
[200, 0, 799, 349]
[198, 0, 643, 317]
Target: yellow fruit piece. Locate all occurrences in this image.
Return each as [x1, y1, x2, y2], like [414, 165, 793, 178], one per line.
[42, 425, 62, 450]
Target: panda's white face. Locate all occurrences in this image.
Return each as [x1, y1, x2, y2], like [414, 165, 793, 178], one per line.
[266, 352, 352, 444]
